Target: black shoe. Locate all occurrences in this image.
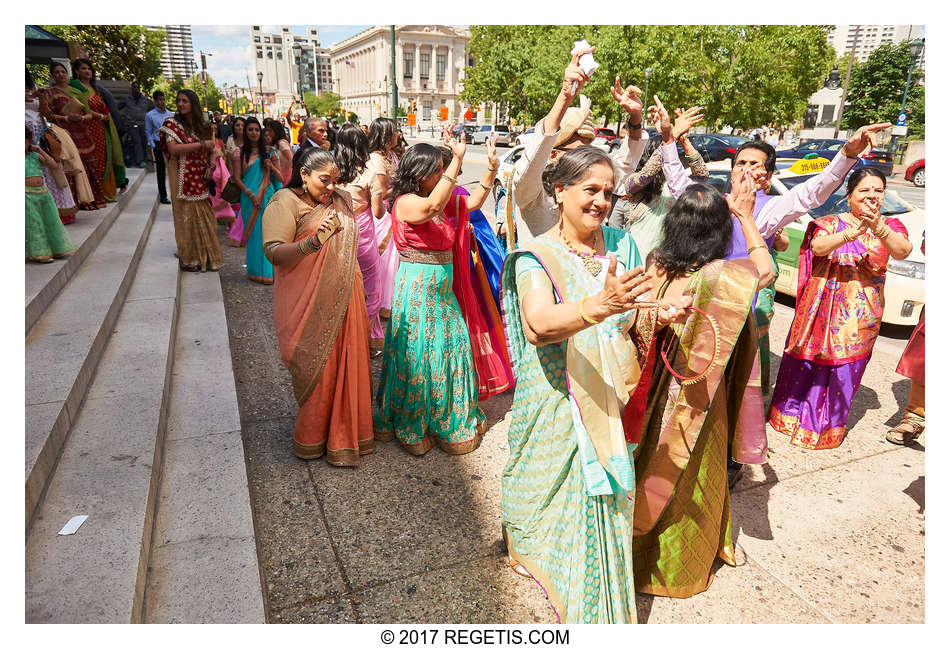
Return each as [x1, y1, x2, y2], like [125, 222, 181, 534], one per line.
[159, 197, 171, 204]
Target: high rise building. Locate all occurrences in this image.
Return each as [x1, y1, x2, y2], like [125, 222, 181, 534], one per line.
[826, 25, 925, 64]
[146, 25, 195, 80]
[250, 26, 324, 114]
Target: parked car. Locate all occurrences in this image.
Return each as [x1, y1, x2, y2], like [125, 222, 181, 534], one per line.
[704, 158, 923, 326]
[904, 158, 924, 187]
[471, 124, 516, 147]
[776, 139, 894, 176]
[451, 123, 478, 140]
[687, 133, 750, 162]
[492, 144, 526, 202]
[516, 127, 536, 146]
[594, 127, 618, 142]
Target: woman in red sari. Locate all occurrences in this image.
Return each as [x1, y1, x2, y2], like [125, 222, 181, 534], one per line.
[66, 59, 126, 203]
[45, 61, 105, 210]
[262, 147, 374, 465]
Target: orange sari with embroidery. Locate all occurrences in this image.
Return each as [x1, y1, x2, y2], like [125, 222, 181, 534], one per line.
[264, 188, 374, 465]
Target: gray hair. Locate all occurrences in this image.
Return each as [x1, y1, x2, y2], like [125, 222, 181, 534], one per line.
[304, 116, 327, 132]
[540, 146, 615, 199]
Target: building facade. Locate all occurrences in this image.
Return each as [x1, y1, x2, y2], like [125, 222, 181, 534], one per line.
[146, 25, 194, 80]
[330, 25, 470, 126]
[826, 25, 924, 64]
[250, 26, 325, 115]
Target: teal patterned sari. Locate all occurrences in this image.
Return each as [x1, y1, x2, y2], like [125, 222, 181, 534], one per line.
[499, 226, 645, 623]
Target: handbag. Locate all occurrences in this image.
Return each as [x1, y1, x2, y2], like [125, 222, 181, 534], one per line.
[220, 154, 243, 203]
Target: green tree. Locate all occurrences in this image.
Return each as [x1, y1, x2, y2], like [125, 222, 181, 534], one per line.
[305, 91, 341, 117]
[233, 97, 251, 115]
[462, 25, 835, 130]
[840, 41, 925, 139]
[41, 25, 166, 89]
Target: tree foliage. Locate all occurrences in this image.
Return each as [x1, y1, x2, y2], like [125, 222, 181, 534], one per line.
[304, 91, 341, 117]
[233, 97, 252, 114]
[461, 25, 835, 129]
[41, 25, 166, 89]
[840, 41, 925, 139]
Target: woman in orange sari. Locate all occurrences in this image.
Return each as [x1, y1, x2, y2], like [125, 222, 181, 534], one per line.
[262, 147, 374, 465]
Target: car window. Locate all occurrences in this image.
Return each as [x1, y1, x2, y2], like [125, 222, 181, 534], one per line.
[505, 148, 523, 165]
[495, 126, 509, 132]
[780, 174, 910, 218]
[707, 170, 731, 193]
[598, 128, 616, 137]
[798, 141, 821, 150]
[480, 125, 491, 132]
[826, 141, 843, 151]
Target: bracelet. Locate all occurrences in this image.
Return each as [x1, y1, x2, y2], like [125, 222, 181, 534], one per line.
[298, 237, 321, 256]
[875, 225, 892, 240]
[842, 227, 859, 242]
[627, 122, 642, 130]
[578, 297, 602, 326]
[441, 174, 457, 185]
[478, 182, 492, 191]
[747, 243, 768, 254]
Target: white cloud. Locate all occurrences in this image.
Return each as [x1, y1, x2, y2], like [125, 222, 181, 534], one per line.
[192, 25, 248, 39]
[204, 45, 255, 87]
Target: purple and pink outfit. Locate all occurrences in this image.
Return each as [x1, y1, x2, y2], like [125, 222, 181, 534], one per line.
[341, 165, 385, 348]
[370, 151, 400, 322]
[768, 214, 908, 449]
[210, 154, 236, 225]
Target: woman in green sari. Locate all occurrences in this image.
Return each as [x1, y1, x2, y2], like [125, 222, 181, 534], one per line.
[68, 59, 126, 202]
[626, 176, 772, 599]
[500, 146, 691, 623]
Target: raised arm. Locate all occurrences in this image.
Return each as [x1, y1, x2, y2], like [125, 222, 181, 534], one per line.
[514, 50, 592, 207]
[756, 123, 892, 239]
[728, 172, 776, 289]
[465, 134, 500, 212]
[651, 99, 704, 198]
[608, 76, 649, 179]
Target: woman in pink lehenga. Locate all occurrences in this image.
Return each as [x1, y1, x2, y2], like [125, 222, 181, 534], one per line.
[335, 123, 385, 351]
[225, 117, 246, 247]
[367, 118, 400, 322]
[209, 126, 236, 226]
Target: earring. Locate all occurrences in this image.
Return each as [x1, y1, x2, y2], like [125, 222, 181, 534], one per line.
[555, 193, 562, 204]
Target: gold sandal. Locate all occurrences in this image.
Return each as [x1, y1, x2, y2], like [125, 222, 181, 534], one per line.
[885, 414, 925, 445]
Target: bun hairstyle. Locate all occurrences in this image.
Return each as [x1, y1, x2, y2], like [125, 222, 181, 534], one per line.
[540, 146, 614, 200]
[846, 166, 887, 194]
[652, 183, 732, 276]
[287, 146, 337, 189]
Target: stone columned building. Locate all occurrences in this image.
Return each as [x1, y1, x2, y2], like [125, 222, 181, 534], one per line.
[330, 25, 470, 127]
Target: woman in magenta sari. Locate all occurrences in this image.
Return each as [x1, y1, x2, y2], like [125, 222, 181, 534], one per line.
[335, 124, 385, 350]
[769, 168, 912, 450]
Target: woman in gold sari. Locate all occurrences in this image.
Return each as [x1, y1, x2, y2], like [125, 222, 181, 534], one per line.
[624, 174, 773, 599]
[262, 147, 374, 465]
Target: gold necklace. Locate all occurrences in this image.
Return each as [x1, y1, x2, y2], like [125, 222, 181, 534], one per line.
[559, 226, 603, 276]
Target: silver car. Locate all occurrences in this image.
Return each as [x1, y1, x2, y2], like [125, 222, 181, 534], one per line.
[471, 124, 516, 147]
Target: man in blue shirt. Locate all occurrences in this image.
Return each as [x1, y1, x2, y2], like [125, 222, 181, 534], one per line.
[145, 90, 175, 204]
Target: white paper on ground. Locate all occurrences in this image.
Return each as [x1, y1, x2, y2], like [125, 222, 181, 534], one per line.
[58, 515, 88, 536]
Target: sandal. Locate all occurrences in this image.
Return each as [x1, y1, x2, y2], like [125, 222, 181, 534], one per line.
[885, 414, 924, 445]
[508, 556, 531, 578]
[179, 262, 200, 272]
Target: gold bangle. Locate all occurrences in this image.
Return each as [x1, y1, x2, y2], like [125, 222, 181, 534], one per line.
[478, 181, 491, 191]
[578, 297, 602, 326]
[842, 227, 858, 242]
[747, 243, 767, 254]
[873, 224, 890, 239]
[441, 174, 457, 184]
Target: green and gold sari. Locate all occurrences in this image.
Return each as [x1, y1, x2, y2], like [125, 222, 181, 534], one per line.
[67, 80, 126, 201]
[631, 258, 767, 598]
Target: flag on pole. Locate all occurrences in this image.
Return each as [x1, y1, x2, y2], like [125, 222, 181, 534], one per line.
[345, 60, 354, 68]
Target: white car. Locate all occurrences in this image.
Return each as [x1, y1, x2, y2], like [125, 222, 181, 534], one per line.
[471, 124, 516, 147]
[705, 159, 924, 326]
[492, 144, 525, 202]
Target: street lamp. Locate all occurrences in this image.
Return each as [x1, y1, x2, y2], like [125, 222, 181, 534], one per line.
[889, 38, 925, 156]
[256, 70, 265, 117]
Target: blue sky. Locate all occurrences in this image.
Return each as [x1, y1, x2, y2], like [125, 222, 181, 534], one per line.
[190, 25, 371, 88]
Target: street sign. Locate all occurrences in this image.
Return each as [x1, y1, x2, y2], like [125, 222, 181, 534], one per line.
[440, 106, 449, 121]
[407, 113, 417, 126]
[464, 108, 474, 121]
[896, 112, 907, 127]
[891, 125, 908, 136]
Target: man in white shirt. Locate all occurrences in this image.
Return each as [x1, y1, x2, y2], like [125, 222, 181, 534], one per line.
[506, 49, 649, 245]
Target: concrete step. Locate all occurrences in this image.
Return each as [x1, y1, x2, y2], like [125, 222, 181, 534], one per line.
[26, 168, 147, 335]
[25, 207, 180, 623]
[25, 189, 160, 529]
[143, 272, 265, 623]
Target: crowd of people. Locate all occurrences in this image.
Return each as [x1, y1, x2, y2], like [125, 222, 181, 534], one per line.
[26, 50, 925, 624]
